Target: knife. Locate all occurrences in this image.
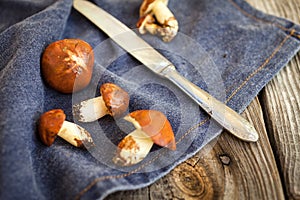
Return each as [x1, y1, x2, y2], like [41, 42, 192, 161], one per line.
[73, 0, 259, 142]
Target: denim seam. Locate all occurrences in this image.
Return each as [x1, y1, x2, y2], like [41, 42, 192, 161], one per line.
[225, 31, 292, 103]
[229, 0, 300, 39]
[76, 2, 296, 199]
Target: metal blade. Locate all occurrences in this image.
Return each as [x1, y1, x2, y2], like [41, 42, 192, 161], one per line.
[73, 0, 259, 142]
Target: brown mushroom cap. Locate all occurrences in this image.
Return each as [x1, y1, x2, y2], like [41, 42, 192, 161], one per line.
[100, 83, 130, 118]
[128, 110, 176, 150]
[38, 109, 66, 146]
[41, 39, 94, 93]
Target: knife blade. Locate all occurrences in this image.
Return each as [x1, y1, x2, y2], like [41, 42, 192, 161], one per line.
[73, 0, 259, 142]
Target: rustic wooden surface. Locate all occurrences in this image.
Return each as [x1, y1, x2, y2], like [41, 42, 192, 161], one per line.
[106, 0, 300, 199]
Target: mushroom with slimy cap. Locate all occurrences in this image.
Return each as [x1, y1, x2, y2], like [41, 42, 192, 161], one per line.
[113, 110, 176, 166]
[38, 109, 94, 148]
[137, 0, 178, 42]
[73, 83, 130, 122]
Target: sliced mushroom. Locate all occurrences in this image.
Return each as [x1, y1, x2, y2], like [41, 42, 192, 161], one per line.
[113, 110, 176, 166]
[137, 0, 178, 42]
[73, 83, 130, 122]
[38, 109, 94, 148]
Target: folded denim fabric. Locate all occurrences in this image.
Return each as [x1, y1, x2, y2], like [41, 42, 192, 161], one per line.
[0, 0, 299, 199]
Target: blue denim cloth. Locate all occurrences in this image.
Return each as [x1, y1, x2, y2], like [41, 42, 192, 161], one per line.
[1, 0, 300, 199]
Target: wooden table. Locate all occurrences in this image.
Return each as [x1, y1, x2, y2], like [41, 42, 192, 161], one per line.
[106, 0, 300, 199]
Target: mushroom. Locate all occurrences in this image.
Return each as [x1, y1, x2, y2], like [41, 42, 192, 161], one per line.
[113, 110, 176, 166]
[41, 38, 94, 93]
[38, 109, 94, 148]
[73, 83, 130, 122]
[136, 0, 178, 42]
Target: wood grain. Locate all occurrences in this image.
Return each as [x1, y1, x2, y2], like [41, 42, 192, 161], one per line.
[248, 0, 300, 199]
[105, 0, 300, 199]
[261, 53, 300, 199]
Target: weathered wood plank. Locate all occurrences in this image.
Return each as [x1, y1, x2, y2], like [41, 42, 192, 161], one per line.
[106, 97, 283, 200]
[261, 54, 300, 199]
[166, 97, 283, 200]
[248, 0, 300, 199]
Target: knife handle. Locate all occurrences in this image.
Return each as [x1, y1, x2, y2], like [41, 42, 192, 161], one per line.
[160, 65, 259, 142]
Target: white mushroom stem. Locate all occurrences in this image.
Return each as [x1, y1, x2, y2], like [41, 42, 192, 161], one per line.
[73, 96, 109, 122]
[113, 129, 154, 166]
[58, 121, 94, 148]
[152, 1, 174, 25]
[138, 0, 178, 42]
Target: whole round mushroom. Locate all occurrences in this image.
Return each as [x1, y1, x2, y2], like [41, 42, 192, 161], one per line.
[41, 38, 94, 93]
[73, 83, 130, 122]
